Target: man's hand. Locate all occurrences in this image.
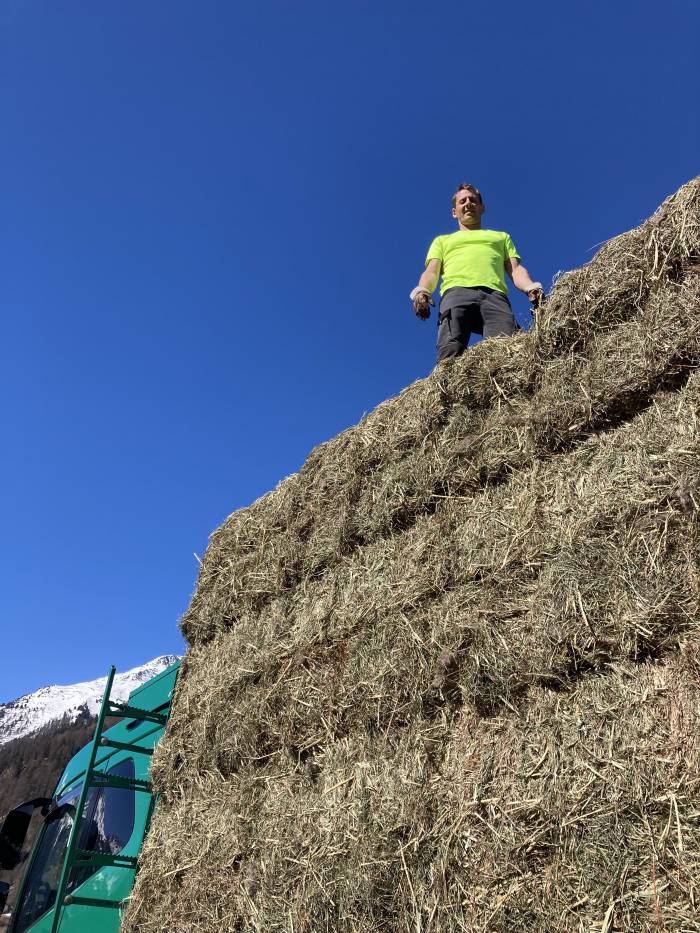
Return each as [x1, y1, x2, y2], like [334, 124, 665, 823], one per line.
[527, 284, 545, 312]
[410, 261, 440, 322]
[413, 292, 432, 320]
[410, 286, 434, 320]
[506, 259, 545, 309]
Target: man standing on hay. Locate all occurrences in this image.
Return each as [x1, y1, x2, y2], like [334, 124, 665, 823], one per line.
[411, 183, 543, 362]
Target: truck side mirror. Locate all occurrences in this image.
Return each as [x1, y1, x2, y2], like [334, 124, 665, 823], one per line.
[0, 880, 9, 915]
[0, 798, 51, 870]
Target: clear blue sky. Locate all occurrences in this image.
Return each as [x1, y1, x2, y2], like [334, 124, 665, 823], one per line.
[1, 0, 697, 700]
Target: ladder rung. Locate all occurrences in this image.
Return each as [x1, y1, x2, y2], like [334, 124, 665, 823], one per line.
[71, 850, 138, 870]
[89, 772, 152, 793]
[64, 894, 124, 909]
[100, 737, 154, 755]
[106, 701, 168, 726]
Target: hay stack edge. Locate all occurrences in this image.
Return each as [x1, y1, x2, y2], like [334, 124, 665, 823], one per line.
[125, 178, 700, 932]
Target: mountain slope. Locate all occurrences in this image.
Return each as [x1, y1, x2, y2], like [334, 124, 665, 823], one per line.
[0, 656, 179, 746]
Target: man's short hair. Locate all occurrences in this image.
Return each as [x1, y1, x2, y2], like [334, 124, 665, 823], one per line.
[452, 183, 483, 207]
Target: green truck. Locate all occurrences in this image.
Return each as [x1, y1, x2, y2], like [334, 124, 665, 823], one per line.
[0, 659, 180, 933]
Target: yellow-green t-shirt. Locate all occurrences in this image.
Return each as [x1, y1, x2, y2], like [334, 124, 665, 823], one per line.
[425, 229, 520, 296]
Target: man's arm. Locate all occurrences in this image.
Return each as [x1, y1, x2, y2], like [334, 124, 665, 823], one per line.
[505, 257, 543, 303]
[411, 258, 441, 320]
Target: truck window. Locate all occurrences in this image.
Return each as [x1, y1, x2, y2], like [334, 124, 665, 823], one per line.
[11, 789, 79, 933]
[11, 758, 136, 933]
[69, 758, 136, 890]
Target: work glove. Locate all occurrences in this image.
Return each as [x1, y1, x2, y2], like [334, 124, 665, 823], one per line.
[527, 283, 545, 313]
[410, 287, 434, 320]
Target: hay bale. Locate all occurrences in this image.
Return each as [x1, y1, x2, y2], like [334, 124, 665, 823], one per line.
[124, 178, 700, 932]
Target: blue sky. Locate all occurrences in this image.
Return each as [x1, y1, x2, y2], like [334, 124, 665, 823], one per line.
[1, 0, 697, 700]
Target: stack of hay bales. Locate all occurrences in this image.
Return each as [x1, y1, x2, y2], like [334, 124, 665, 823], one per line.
[124, 179, 700, 932]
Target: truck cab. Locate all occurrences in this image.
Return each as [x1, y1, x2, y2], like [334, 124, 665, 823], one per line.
[0, 660, 179, 933]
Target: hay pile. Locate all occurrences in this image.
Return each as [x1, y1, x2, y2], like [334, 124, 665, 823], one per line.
[125, 178, 700, 932]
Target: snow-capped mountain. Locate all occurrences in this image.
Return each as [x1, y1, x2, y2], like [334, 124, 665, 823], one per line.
[0, 656, 180, 746]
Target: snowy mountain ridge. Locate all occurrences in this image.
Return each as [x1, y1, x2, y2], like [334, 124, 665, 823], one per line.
[0, 656, 180, 746]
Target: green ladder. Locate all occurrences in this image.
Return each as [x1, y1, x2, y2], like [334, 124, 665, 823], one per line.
[50, 666, 168, 933]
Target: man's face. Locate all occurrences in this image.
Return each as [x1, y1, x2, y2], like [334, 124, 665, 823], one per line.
[452, 187, 485, 227]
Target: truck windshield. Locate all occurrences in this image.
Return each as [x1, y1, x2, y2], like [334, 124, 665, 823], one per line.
[11, 758, 136, 933]
[10, 787, 80, 933]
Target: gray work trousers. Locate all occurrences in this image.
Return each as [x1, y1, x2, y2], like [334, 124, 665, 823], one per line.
[436, 287, 516, 362]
